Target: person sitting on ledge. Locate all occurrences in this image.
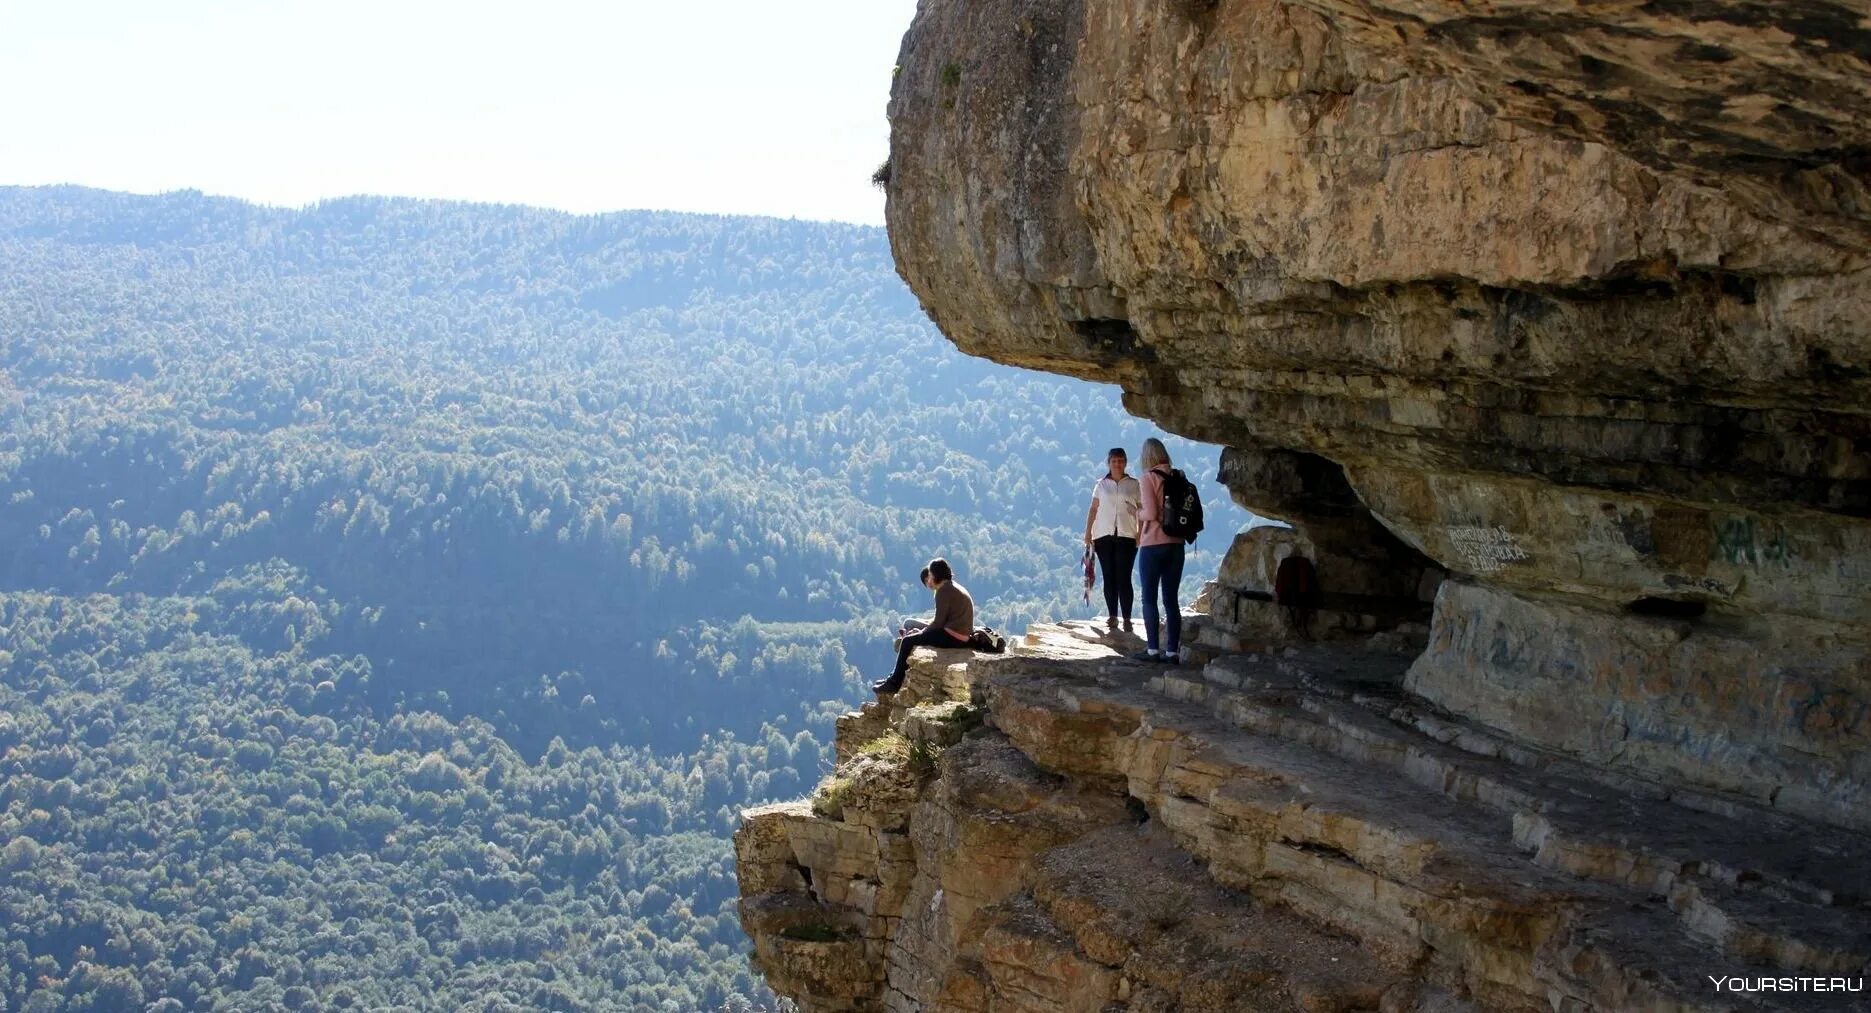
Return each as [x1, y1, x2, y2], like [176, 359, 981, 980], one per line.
[872, 557, 973, 695]
[896, 566, 935, 641]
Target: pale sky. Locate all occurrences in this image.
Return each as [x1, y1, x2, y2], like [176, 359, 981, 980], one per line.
[0, 0, 920, 224]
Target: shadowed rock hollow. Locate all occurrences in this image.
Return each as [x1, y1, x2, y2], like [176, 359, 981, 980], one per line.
[736, 1, 1871, 1010]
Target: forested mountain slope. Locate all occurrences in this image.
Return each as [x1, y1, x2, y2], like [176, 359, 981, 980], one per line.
[0, 187, 1243, 1010]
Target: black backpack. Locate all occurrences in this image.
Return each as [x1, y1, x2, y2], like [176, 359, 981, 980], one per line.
[968, 626, 1007, 654]
[1157, 468, 1204, 543]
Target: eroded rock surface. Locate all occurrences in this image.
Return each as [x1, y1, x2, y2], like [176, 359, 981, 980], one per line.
[734, 627, 1871, 1011]
[738, 2, 1871, 1009]
[884, 0, 1871, 826]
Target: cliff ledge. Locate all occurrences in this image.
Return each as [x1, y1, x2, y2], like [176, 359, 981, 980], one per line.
[738, 1, 1871, 1009]
[736, 625, 1868, 1010]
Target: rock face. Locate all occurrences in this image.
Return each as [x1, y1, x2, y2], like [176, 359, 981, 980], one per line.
[736, 3, 1871, 1010]
[735, 628, 1871, 1011]
[883, 0, 1871, 828]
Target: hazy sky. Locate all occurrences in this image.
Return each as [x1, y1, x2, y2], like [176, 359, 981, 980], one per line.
[0, 0, 920, 224]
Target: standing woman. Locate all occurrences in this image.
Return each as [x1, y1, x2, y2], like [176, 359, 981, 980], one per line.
[1082, 447, 1139, 631]
[1135, 438, 1184, 664]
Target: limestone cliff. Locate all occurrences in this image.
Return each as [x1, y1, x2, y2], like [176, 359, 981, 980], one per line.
[736, 2, 1871, 1010]
[737, 628, 1868, 1010]
[883, 0, 1871, 827]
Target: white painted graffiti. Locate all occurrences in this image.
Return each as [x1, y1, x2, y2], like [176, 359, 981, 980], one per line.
[1446, 525, 1530, 575]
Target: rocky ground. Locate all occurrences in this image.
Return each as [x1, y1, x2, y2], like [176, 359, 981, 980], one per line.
[735, 617, 1869, 1011]
[737, 0, 1871, 1008]
[881, 0, 1871, 828]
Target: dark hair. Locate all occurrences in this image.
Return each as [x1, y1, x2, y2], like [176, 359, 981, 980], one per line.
[1105, 446, 1127, 480]
[918, 566, 931, 585]
[927, 558, 953, 584]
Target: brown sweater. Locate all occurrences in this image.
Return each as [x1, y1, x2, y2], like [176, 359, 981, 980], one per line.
[928, 580, 974, 641]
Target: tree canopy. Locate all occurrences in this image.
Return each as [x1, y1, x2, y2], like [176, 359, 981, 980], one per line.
[0, 185, 1247, 1010]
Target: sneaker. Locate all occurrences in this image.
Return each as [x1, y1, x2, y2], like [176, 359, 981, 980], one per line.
[1162, 653, 1179, 666]
[870, 676, 903, 695]
[1131, 650, 1160, 663]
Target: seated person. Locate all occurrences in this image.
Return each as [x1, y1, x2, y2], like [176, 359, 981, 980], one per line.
[873, 557, 973, 695]
[896, 567, 935, 640]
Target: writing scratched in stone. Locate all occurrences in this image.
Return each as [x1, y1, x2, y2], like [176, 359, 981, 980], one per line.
[1663, 573, 1734, 597]
[1446, 525, 1530, 575]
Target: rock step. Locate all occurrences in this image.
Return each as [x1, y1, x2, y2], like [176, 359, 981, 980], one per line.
[985, 660, 1710, 1007]
[737, 802, 898, 1012]
[1033, 623, 1870, 907]
[835, 645, 988, 764]
[976, 637, 1871, 1010]
[1149, 649, 1871, 985]
[1145, 652, 1871, 975]
[1011, 824, 1407, 1011]
[1195, 587, 1431, 646]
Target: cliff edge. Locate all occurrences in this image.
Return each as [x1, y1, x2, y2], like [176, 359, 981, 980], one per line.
[736, 625, 1867, 1010]
[737, 1, 1870, 1009]
[883, 0, 1870, 827]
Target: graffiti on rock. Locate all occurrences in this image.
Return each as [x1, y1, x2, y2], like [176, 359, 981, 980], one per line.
[1446, 525, 1530, 575]
[1712, 515, 1796, 569]
[1792, 688, 1866, 741]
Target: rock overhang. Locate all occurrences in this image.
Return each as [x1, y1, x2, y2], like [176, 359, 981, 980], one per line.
[882, 0, 1871, 826]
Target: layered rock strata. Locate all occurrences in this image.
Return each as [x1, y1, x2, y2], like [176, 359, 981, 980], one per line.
[882, 0, 1871, 827]
[738, 1, 1871, 1008]
[735, 627, 1871, 1011]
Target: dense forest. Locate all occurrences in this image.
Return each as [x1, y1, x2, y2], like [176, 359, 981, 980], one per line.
[0, 186, 1247, 1010]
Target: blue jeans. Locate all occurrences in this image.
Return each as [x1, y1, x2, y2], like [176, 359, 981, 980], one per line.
[1138, 542, 1185, 654]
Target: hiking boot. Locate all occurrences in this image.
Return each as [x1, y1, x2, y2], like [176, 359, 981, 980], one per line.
[1121, 619, 1133, 633]
[871, 676, 903, 695]
[1105, 615, 1119, 630]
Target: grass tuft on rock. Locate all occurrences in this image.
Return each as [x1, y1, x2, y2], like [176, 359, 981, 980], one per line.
[810, 775, 854, 818]
[857, 732, 911, 763]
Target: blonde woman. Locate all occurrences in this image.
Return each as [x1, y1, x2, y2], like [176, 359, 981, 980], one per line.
[1134, 438, 1184, 663]
[1082, 446, 1139, 631]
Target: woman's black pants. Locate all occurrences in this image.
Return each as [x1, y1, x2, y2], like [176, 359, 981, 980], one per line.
[1093, 535, 1137, 620]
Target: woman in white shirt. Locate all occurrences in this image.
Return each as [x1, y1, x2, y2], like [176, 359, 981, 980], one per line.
[1082, 447, 1141, 631]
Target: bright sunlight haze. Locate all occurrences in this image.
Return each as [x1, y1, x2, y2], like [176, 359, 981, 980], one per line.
[0, 0, 917, 224]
